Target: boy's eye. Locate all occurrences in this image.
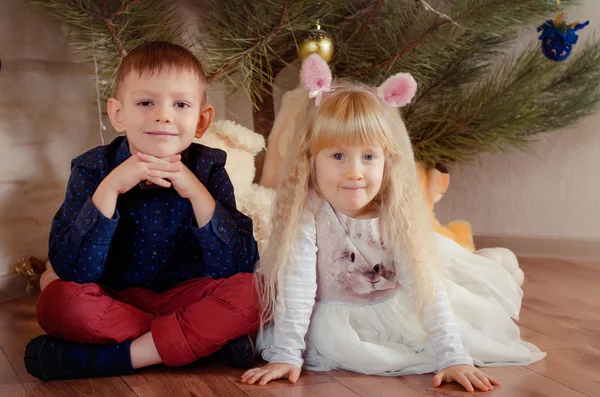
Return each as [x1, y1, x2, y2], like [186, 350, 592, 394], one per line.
[138, 101, 153, 107]
[333, 153, 344, 160]
[174, 102, 190, 108]
[364, 154, 374, 161]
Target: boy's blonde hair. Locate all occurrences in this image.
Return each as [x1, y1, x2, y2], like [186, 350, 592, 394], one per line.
[258, 81, 440, 329]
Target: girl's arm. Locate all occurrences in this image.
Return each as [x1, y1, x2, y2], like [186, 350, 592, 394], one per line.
[402, 265, 472, 371]
[406, 270, 499, 392]
[261, 212, 318, 368]
[422, 277, 473, 371]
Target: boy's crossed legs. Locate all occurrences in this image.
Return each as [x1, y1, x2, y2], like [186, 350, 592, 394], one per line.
[25, 273, 259, 380]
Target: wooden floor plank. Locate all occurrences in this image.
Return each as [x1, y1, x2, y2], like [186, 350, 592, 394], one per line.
[526, 347, 600, 397]
[329, 369, 470, 397]
[244, 382, 360, 397]
[123, 365, 247, 397]
[521, 260, 600, 319]
[518, 297, 600, 356]
[518, 325, 573, 351]
[473, 366, 588, 397]
[0, 351, 26, 397]
[0, 294, 42, 356]
[521, 258, 600, 293]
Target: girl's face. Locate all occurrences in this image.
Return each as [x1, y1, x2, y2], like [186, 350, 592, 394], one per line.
[315, 146, 385, 219]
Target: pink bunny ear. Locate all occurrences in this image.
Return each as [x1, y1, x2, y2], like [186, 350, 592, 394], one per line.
[377, 73, 417, 107]
[300, 54, 332, 106]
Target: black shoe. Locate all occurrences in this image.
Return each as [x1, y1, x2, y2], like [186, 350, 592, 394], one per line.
[217, 335, 255, 369]
[24, 335, 71, 381]
[24, 334, 133, 381]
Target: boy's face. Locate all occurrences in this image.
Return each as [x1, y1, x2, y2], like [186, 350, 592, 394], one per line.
[107, 69, 213, 158]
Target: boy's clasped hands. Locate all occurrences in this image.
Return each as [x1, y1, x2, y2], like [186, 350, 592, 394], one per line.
[103, 152, 202, 199]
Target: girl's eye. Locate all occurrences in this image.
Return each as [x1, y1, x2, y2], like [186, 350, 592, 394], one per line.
[333, 153, 344, 160]
[175, 102, 189, 108]
[138, 101, 153, 107]
[364, 154, 374, 161]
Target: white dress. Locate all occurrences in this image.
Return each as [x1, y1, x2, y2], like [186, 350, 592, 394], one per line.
[258, 195, 545, 375]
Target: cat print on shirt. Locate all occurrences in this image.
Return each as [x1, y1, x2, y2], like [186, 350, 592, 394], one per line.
[315, 201, 400, 305]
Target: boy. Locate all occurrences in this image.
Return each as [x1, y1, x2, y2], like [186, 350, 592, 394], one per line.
[24, 41, 260, 380]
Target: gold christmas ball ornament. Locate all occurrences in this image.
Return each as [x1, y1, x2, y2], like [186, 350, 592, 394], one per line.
[297, 27, 334, 63]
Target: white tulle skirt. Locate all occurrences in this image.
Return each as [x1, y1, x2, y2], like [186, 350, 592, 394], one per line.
[260, 234, 545, 375]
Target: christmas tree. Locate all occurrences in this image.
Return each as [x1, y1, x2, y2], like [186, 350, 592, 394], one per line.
[30, 0, 600, 168]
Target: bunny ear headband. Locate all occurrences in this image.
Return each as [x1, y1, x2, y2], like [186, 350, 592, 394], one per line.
[299, 53, 417, 107]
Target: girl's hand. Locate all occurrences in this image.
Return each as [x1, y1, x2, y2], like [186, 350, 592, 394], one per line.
[433, 364, 500, 392]
[241, 363, 301, 385]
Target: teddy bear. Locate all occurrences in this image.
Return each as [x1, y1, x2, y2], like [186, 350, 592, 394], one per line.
[416, 163, 476, 252]
[196, 120, 276, 254]
[259, 86, 308, 189]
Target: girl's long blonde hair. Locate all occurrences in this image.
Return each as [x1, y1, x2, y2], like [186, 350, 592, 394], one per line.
[257, 81, 440, 328]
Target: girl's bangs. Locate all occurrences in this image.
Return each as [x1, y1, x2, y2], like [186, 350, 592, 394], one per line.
[308, 90, 396, 154]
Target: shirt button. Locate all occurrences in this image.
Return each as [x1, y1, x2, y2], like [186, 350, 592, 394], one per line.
[218, 226, 224, 233]
[85, 217, 92, 225]
[153, 209, 160, 215]
[151, 250, 157, 256]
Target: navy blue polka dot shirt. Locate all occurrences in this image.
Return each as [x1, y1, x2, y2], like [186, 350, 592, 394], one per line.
[49, 136, 259, 291]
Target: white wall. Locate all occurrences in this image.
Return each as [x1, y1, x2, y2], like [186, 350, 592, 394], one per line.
[436, 114, 600, 240]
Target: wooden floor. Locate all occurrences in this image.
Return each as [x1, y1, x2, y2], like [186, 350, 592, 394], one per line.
[1, 257, 599, 397]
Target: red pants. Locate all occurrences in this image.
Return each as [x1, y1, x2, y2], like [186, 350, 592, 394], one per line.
[36, 273, 260, 367]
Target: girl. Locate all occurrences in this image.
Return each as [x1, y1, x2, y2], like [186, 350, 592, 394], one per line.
[241, 54, 545, 392]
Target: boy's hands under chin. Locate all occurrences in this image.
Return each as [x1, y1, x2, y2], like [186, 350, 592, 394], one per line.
[107, 152, 181, 194]
[137, 152, 202, 199]
[433, 364, 500, 392]
[241, 363, 301, 386]
[93, 152, 181, 219]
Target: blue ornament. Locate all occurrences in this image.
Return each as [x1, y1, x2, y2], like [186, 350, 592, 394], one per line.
[537, 13, 589, 61]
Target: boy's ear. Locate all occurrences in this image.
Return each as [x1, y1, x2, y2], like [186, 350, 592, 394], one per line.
[195, 104, 215, 139]
[107, 98, 126, 133]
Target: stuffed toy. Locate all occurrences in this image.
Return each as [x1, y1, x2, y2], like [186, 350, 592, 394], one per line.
[260, 86, 308, 189]
[197, 120, 276, 253]
[416, 162, 476, 252]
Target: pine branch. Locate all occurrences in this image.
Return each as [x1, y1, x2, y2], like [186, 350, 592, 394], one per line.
[105, 19, 127, 57]
[359, 0, 385, 36]
[72, 1, 140, 57]
[115, 0, 141, 16]
[77, 3, 103, 20]
[350, 19, 453, 76]
[409, 35, 600, 165]
[207, 0, 289, 84]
